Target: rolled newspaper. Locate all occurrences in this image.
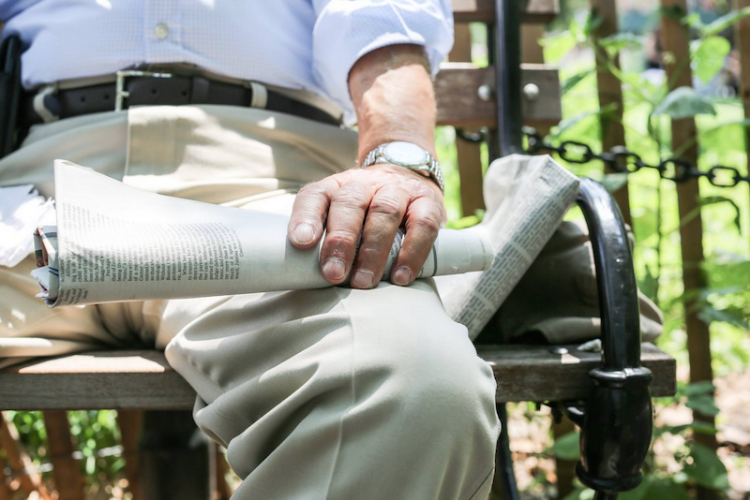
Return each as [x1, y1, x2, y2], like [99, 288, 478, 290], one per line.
[32, 160, 494, 307]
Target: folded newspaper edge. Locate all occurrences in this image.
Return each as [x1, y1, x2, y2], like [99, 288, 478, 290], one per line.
[32, 160, 496, 307]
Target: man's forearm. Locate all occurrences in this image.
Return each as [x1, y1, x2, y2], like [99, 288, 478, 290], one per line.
[349, 44, 437, 162]
[288, 43, 444, 289]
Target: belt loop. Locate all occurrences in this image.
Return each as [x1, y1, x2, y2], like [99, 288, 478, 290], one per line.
[249, 82, 268, 109]
[191, 75, 210, 104]
[33, 85, 59, 123]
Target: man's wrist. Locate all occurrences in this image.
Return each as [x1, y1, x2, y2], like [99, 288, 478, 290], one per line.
[361, 141, 444, 193]
[349, 44, 438, 164]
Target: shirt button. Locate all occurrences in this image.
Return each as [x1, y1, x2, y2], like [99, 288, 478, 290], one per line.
[154, 23, 169, 40]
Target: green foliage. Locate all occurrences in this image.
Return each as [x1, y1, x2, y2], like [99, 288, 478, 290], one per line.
[445, 210, 484, 229]
[67, 411, 123, 482]
[681, 382, 721, 417]
[535, 6, 749, 497]
[684, 443, 730, 489]
[696, 7, 750, 36]
[652, 87, 716, 119]
[561, 69, 595, 95]
[546, 430, 580, 461]
[5, 411, 124, 488]
[691, 36, 731, 83]
[620, 477, 691, 500]
[598, 33, 645, 57]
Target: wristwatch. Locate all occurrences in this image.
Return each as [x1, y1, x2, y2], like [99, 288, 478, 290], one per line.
[360, 141, 445, 193]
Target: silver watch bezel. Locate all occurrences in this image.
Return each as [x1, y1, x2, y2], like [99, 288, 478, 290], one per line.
[361, 142, 444, 192]
[379, 141, 430, 168]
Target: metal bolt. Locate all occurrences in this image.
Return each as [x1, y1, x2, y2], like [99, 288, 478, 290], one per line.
[549, 347, 569, 355]
[523, 83, 540, 102]
[477, 85, 493, 102]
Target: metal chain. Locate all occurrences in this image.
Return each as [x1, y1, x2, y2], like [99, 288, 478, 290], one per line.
[521, 126, 750, 187]
[454, 127, 750, 188]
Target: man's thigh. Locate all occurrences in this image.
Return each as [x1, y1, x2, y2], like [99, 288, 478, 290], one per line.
[159, 278, 499, 499]
[0, 255, 124, 367]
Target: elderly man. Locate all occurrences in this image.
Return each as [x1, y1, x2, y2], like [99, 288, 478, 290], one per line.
[0, 2, 499, 498]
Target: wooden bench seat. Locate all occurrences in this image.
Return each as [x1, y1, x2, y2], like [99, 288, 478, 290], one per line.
[0, 344, 676, 411]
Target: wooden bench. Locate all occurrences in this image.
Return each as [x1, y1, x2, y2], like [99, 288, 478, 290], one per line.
[0, 1, 677, 499]
[0, 344, 676, 411]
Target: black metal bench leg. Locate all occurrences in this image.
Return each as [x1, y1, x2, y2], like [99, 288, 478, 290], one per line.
[488, 0, 653, 495]
[594, 493, 619, 500]
[494, 403, 520, 500]
[138, 410, 210, 500]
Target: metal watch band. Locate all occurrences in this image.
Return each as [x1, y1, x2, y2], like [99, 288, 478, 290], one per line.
[360, 143, 445, 193]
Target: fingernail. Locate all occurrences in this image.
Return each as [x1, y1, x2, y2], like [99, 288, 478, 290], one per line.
[322, 257, 347, 280]
[393, 266, 413, 286]
[291, 223, 316, 245]
[351, 269, 374, 289]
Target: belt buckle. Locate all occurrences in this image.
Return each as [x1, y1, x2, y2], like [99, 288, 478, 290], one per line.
[115, 70, 174, 111]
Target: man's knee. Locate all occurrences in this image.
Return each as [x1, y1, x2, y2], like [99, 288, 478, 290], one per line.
[357, 305, 500, 447]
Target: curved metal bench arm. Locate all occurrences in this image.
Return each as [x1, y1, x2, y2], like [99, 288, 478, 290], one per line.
[573, 178, 654, 498]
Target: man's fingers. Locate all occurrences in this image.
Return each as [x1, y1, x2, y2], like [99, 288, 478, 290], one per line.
[390, 195, 443, 286]
[320, 181, 373, 284]
[288, 178, 339, 249]
[350, 185, 409, 289]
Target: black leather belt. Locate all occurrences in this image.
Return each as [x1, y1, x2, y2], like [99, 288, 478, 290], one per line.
[22, 70, 342, 128]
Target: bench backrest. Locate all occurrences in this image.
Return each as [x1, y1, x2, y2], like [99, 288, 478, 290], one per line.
[436, 0, 562, 216]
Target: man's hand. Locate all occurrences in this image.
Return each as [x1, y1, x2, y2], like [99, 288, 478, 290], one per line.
[287, 44, 443, 289]
[288, 164, 445, 289]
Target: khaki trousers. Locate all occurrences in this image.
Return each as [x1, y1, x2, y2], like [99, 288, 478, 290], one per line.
[0, 106, 500, 500]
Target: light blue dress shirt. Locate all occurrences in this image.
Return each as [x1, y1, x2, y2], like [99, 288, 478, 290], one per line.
[1, 0, 454, 123]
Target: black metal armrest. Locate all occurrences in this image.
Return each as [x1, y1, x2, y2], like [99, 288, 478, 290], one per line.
[573, 178, 653, 497]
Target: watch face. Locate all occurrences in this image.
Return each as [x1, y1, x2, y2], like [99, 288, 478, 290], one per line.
[382, 142, 429, 167]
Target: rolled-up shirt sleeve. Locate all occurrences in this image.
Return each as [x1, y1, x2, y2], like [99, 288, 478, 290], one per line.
[312, 0, 454, 123]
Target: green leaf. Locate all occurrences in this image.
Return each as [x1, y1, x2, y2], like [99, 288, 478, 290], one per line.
[702, 118, 750, 141]
[703, 256, 750, 291]
[621, 477, 690, 500]
[681, 380, 715, 397]
[552, 103, 618, 137]
[583, 13, 605, 37]
[562, 69, 594, 95]
[541, 29, 579, 63]
[639, 264, 659, 302]
[684, 443, 730, 490]
[645, 478, 691, 500]
[691, 36, 731, 84]
[445, 213, 483, 229]
[683, 12, 704, 29]
[660, 5, 688, 23]
[699, 305, 750, 329]
[686, 393, 721, 417]
[663, 421, 718, 436]
[598, 33, 645, 57]
[547, 430, 580, 461]
[652, 87, 716, 119]
[701, 7, 750, 36]
[563, 487, 595, 500]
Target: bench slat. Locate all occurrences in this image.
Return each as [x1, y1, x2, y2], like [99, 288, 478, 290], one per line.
[479, 343, 677, 403]
[435, 63, 562, 127]
[0, 344, 676, 410]
[452, 0, 560, 24]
